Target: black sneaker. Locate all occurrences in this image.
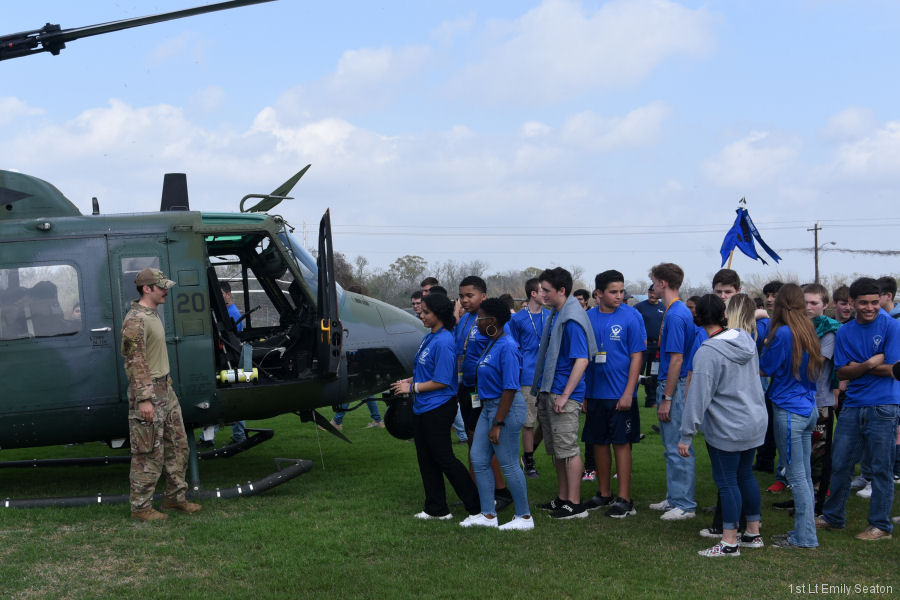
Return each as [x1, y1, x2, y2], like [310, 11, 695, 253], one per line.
[521, 455, 539, 478]
[773, 499, 795, 511]
[494, 490, 513, 512]
[548, 501, 588, 520]
[583, 494, 615, 511]
[538, 497, 563, 511]
[739, 533, 764, 548]
[605, 498, 636, 519]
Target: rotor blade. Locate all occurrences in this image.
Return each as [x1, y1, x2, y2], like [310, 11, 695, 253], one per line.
[269, 164, 311, 198]
[1, 0, 276, 61]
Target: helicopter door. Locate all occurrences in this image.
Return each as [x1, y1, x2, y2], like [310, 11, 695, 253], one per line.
[0, 237, 120, 413]
[316, 210, 342, 377]
[106, 235, 180, 398]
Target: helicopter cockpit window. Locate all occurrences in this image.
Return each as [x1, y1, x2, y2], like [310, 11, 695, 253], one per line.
[207, 236, 300, 329]
[0, 264, 81, 340]
[120, 257, 165, 326]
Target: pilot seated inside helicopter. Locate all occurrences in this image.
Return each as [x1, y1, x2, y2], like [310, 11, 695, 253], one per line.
[0, 280, 80, 339]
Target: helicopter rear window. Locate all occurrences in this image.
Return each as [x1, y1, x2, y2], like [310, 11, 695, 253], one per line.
[0, 264, 81, 340]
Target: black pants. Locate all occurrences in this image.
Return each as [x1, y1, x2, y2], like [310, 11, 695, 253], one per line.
[755, 393, 777, 470]
[814, 407, 835, 513]
[641, 341, 659, 406]
[414, 398, 480, 516]
[457, 385, 483, 434]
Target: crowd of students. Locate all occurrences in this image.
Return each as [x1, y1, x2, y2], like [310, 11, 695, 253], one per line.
[394, 267, 900, 555]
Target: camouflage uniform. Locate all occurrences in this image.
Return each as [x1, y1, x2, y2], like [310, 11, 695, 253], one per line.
[122, 301, 189, 511]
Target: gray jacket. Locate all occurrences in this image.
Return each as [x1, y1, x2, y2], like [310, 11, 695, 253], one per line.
[531, 295, 597, 395]
[680, 328, 766, 452]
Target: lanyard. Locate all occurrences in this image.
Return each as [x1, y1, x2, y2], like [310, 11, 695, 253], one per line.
[526, 307, 544, 339]
[659, 297, 681, 342]
[475, 336, 501, 385]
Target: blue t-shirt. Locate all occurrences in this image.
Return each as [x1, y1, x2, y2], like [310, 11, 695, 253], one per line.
[413, 328, 458, 414]
[634, 299, 665, 341]
[658, 300, 696, 382]
[550, 319, 589, 401]
[685, 325, 708, 372]
[756, 318, 770, 353]
[475, 334, 522, 400]
[834, 312, 900, 407]
[509, 307, 549, 387]
[759, 326, 816, 417]
[456, 312, 512, 387]
[584, 305, 647, 399]
[227, 303, 244, 332]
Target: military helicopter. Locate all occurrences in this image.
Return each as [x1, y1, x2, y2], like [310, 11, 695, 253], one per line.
[0, 1, 424, 507]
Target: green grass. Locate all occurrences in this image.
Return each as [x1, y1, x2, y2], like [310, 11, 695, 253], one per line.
[0, 393, 897, 600]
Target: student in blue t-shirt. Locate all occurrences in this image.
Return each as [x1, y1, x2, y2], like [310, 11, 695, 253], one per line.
[582, 270, 646, 519]
[648, 262, 698, 521]
[820, 277, 900, 540]
[508, 277, 550, 478]
[759, 283, 823, 549]
[218, 282, 246, 445]
[391, 293, 479, 520]
[463, 298, 533, 531]
[455, 275, 512, 509]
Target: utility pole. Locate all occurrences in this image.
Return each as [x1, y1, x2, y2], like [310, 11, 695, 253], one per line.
[808, 222, 822, 283]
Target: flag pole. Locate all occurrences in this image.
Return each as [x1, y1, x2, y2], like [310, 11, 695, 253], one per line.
[726, 249, 735, 269]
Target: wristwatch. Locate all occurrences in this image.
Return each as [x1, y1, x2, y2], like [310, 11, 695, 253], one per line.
[663, 394, 673, 401]
[491, 419, 505, 427]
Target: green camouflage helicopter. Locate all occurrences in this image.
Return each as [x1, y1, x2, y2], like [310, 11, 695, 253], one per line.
[0, 0, 424, 508]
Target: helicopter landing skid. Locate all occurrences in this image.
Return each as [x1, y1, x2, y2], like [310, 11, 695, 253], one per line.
[0, 428, 274, 470]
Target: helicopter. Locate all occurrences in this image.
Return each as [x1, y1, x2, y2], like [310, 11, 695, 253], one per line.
[0, 167, 423, 508]
[0, 0, 425, 508]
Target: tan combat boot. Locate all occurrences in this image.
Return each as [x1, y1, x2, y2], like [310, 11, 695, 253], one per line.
[161, 498, 203, 513]
[131, 507, 168, 521]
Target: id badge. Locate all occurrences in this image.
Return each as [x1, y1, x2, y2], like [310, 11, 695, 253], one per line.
[471, 393, 481, 409]
[594, 351, 607, 364]
[650, 361, 659, 375]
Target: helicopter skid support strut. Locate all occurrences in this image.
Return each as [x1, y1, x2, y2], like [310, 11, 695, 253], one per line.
[0, 429, 313, 509]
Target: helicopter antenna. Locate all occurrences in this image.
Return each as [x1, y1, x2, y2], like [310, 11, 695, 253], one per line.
[0, 0, 276, 62]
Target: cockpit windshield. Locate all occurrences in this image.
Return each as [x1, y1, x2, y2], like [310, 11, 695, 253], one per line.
[277, 232, 343, 298]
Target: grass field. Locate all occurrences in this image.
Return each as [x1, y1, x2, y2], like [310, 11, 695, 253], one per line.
[0, 395, 897, 600]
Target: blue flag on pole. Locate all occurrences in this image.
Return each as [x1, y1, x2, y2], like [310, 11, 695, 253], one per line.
[719, 208, 781, 267]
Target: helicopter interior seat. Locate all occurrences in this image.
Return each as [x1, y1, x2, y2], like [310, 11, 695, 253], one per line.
[205, 266, 243, 370]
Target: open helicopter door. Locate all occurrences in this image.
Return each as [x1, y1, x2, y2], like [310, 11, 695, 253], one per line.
[316, 209, 342, 377]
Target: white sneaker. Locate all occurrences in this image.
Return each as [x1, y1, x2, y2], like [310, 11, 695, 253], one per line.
[850, 475, 868, 490]
[649, 499, 672, 511]
[499, 515, 535, 531]
[856, 482, 872, 499]
[413, 511, 452, 520]
[460, 513, 499, 528]
[892, 516, 900, 524]
[661, 507, 696, 521]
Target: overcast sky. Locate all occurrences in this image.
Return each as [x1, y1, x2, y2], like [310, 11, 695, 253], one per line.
[3, 0, 900, 289]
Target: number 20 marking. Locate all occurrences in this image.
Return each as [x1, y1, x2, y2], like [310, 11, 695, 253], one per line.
[175, 292, 205, 313]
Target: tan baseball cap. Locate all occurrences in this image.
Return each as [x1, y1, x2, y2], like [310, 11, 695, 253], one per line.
[135, 267, 176, 289]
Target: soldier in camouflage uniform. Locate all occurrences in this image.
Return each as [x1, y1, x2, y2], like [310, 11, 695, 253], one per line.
[122, 267, 202, 521]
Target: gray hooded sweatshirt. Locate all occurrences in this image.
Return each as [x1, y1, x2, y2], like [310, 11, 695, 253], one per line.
[680, 328, 766, 452]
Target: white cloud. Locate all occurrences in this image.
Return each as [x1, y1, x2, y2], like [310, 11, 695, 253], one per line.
[521, 121, 551, 138]
[431, 14, 476, 45]
[447, 0, 715, 105]
[189, 86, 226, 113]
[276, 45, 431, 120]
[702, 131, 801, 188]
[824, 107, 877, 140]
[560, 102, 670, 150]
[0, 97, 43, 125]
[831, 121, 900, 180]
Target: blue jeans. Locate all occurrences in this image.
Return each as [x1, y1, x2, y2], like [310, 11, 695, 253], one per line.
[470, 393, 530, 517]
[706, 444, 760, 530]
[823, 404, 899, 533]
[452, 405, 468, 442]
[657, 379, 696, 511]
[773, 406, 818, 547]
[333, 398, 382, 425]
